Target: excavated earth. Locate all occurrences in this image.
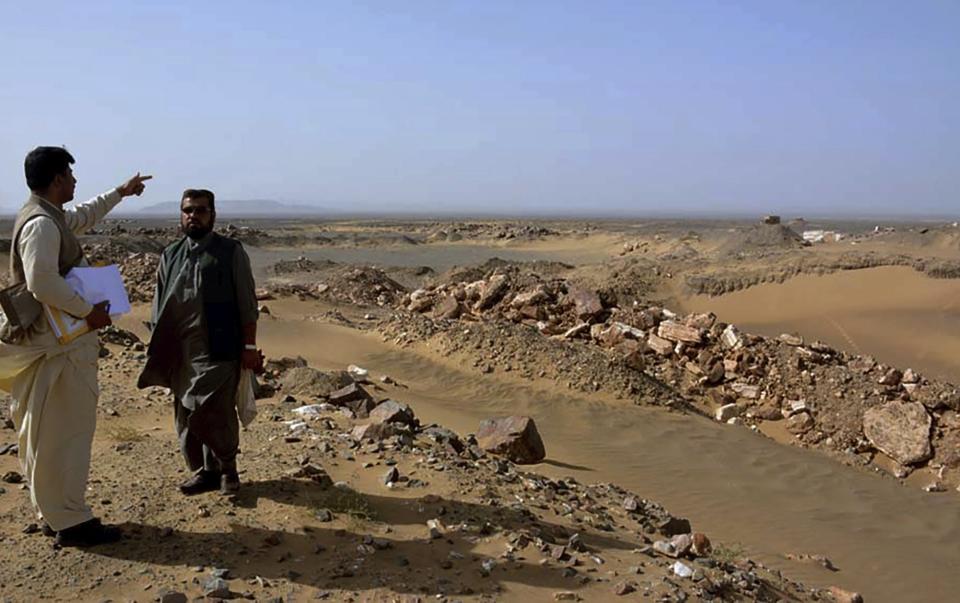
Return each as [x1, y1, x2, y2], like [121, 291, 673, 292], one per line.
[2, 215, 960, 602]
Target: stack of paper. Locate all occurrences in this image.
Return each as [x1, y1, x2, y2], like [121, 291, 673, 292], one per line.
[46, 265, 131, 344]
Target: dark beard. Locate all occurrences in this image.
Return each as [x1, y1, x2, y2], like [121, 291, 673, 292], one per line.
[183, 223, 213, 240]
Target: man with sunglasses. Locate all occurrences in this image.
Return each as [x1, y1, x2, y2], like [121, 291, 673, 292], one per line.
[138, 189, 260, 495]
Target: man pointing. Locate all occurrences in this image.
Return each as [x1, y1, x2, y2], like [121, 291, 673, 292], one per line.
[9, 146, 151, 547]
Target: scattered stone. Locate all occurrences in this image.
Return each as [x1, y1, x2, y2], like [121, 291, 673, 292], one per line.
[863, 401, 932, 465]
[720, 324, 743, 350]
[159, 592, 188, 603]
[779, 333, 803, 346]
[328, 383, 377, 418]
[647, 333, 674, 356]
[716, 404, 740, 422]
[613, 580, 636, 595]
[657, 516, 691, 536]
[787, 412, 815, 435]
[427, 519, 444, 539]
[878, 368, 903, 386]
[347, 364, 369, 380]
[202, 577, 231, 598]
[383, 467, 400, 485]
[369, 400, 417, 426]
[563, 287, 602, 321]
[1, 471, 23, 484]
[657, 321, 702, 344]
[671, 561, 694, 579]
[281, 367, 352, 398]
[828, 586, 864, 603]
[691, 533, 712, 556]
[476, 416, 546, 464]
[652, 540, 679, 558]
[351, 422, 397, 442]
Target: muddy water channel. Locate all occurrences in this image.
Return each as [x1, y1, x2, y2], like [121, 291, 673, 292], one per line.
[259, 315, 960, 603]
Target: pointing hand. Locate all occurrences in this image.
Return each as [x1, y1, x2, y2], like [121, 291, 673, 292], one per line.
[117, 173, 153, 198]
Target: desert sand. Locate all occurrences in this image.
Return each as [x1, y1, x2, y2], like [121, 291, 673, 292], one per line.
[1, 216, 959, 602]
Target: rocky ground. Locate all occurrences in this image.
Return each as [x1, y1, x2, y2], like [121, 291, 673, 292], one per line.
[0, 327, 844, 603]
[3, 215, 959, 601]
[385, 265, 960, 493]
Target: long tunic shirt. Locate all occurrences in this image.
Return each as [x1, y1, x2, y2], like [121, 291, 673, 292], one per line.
[155, 232, 258, 410]
[8, 189, 122, 530]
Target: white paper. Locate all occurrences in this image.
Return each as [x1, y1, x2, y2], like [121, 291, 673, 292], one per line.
[64, 265, 131, 316]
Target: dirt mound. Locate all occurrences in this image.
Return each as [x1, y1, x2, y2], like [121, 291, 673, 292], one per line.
[269, 256, 338, 275]
[263, 265, 408, 307]
[434, 257, 574, 288]
[685, 251, 960, 296]
[716, 224, 805, 258]
[426, 222, 560, 243]
[391, 269, 960, 492]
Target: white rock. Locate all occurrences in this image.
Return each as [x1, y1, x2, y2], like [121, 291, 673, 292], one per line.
[427, 519, 444, 539]
[285, 420, 308, 433]
[672, 561, 694, 578]
[291, 405, 326, 418]
[721, 324, 743, 350]
[347, 365, 369, 379]
[716, 404, 740, 422]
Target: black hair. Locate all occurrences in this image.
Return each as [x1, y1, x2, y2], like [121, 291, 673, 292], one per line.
[24, 146, 75, 192]
[181, 188, 216, 212]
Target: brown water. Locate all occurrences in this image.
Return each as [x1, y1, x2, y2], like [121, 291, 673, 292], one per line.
[680, 266, 960, 384]
[259, 308, 960, 603]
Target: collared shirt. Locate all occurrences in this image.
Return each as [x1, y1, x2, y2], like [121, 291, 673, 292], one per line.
[17, 190, 122, 318]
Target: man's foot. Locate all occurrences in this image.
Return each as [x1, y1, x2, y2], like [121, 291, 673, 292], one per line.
[41, 523, 56, 537]
[55, 518, 122, 548]
[220, 471, 240, 495]
[179, 470, 221, 496]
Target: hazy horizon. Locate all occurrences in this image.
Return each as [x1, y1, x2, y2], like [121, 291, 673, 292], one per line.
[1, 1, 957, 218]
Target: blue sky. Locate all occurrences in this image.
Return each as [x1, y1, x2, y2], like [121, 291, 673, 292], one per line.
[1, 1, 957, 217]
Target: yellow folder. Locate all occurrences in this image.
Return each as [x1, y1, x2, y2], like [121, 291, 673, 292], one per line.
[43, 304, 92, 345]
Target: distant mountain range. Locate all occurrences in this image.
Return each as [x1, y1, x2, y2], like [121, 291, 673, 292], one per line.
[126, 199, 329, 217]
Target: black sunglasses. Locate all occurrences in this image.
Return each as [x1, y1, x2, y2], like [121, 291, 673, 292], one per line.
[181, 206, 211, 216]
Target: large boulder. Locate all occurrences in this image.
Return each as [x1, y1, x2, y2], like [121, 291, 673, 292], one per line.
[280, 367, 352, 397]
[369, 400, 417, 426]
[657, 321, 702, 344]
[567, 287, 603, 320]
[476, 416, 546, 464]
[863, 401, 932, 465]
[328, 383, 377, 418]
[475, 275, 510, 310]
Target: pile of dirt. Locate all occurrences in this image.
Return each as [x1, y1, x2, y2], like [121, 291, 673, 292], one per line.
[685, 251, 960, 296]
[715, 224, 805, 258]
[389, 272, 960, 492]
[425, 222, 561, 243]
[269, 256, 338, 275]
[263, 265, 408, 308]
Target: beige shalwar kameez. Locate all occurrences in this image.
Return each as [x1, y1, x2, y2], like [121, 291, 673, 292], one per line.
[0, 190, 121, 531]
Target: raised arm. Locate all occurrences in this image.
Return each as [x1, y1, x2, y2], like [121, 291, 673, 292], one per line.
[63, 173, 152, 234]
